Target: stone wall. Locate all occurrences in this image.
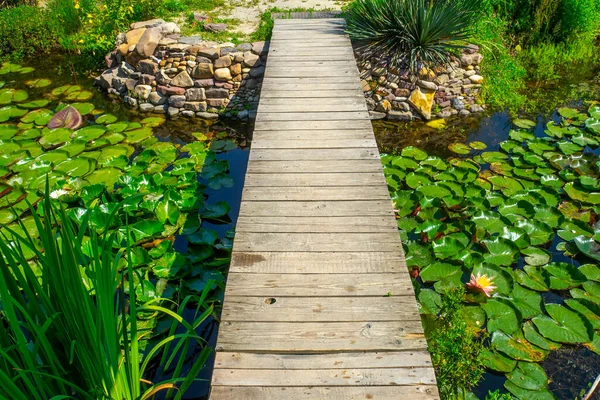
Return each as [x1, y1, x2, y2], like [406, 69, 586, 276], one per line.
[94, 19, 486, 122]
[355, 45, 486, 121]
[95, 19, 266, 121]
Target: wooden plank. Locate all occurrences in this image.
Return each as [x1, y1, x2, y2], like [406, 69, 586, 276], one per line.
[210, 385, 440, 400]
[260, 90, 364, 98]
[265, 59, 356, 65]
[215, 351, 434, 369]
[233, 232, 402, 252]
[224, 273, 413, 297]
[221, 296, 420, 322]
[256, 111, 370, 122]
[254, 120, 374, 132]
[234, 216, 398, 233]
[238, 201, 393, 217]
[258, 97, 365, 106]
[268, 41, 352, 48]
[229, 251, 406, 273]
[260, 82, 359, 90]
[215, 321, 427, 352]
[262, 76, 358, 84]
[258, 103, 367, 113]
[252, 130, 373, 140]
[243, 172, 384, 187]
[249, 148, 379, 161]
[213, 367, 436, 387]
[264, 70, 360, 79]
[241, 186, 390, 201]
[246, 159, 383, 173]
[251, 139, 374, 148]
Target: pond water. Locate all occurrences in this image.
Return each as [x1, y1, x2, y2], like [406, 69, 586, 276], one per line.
[0, 55, 251, 399]
[373, 73, 600, 399]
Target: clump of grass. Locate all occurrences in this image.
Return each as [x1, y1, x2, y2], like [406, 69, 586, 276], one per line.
[0, 187, 212, 399]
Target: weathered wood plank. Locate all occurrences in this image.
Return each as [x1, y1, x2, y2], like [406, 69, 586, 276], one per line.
[256, 111, 370, 121]
[233, 232, 402, 252]
[234, 216, 398, 233]
[254, 119, 373, 130]
[210, 385, 440, 400]
[249, 148, 380, 161]
[238, 201, 393, 217]
[258, 97, 365, 106]
[241, 186, 390, 201]
[246, 159, 383, 173]
[258, 103, 367, 113]
[221, 296, 420, 322]
[262, 76, 358, 84]
[260, 89, 364, 98]
[213, 367, 436, 386]
[243, 172, 384, 187]
[224, 273, 413, 297]
[215, 321, 428, 352]
[215, 351, 434, 369]
[229, 251, 406, 273]
[251, 138, 375, 148]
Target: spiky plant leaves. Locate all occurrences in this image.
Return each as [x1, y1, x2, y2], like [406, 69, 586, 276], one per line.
[346, 0, 480, 71]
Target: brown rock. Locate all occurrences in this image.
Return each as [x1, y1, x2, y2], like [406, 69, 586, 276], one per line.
[394, 88, 411, 97]
[170, 71, 194, 87]
[191, 63, 214, 79]
[135, 27, 163, 58]
[137, 59, 158, 75]
[207, 98, 226, 107]
[229, 63, 242, 75]
[197, 47, 219, 59]
[126, 28, 147, 45]
[214, 67, 232, 81]
[118, 43, 130, 56]
[158, 85, 185, 95]
[214, 55, 232, 68]
[184, 102, 207, 112]
[125, 51, 144, 67]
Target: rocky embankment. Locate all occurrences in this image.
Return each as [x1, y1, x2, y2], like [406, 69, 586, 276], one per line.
[95, 19, 266, 120]
[357, 45, 486, 121]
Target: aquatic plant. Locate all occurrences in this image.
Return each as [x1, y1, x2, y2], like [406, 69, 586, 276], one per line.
[382, 102, 600, 398]
[0, 189, 212, 399]
[345, 0, 480, 70]
[467, 273, 497, 297]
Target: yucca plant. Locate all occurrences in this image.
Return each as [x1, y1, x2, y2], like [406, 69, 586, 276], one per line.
[345, 0, 480, 71]
[0, 188, 213, 399]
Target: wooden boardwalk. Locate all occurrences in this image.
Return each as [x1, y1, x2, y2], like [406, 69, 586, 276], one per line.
[209, 18, 439, 400]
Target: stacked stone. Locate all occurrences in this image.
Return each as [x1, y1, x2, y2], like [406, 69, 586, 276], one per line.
[357, 45, 486, 121]
[95, 19, 267, 121]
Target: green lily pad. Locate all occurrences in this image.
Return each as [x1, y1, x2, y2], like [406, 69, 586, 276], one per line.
[491, 330, 548, 362]
[448, 142, 472, 155]
[513, 118, 536, 129]
[506, 361, 548, 391]
[532, 304, 592, 344]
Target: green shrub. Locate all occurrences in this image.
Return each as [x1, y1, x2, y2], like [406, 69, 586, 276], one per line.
[0, 6, 63, 60]
[428, 288, 486, 399]
[345, 0, 481, 71]
[49, 0, 82, 35]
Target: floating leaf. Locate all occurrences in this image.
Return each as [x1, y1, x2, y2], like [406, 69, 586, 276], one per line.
[532, 304, 592, 344]
[24, 78, 51, 88]
[513, 118, 536, 129]
[47, 106, 82, 129]
[448, 142, 471, 155]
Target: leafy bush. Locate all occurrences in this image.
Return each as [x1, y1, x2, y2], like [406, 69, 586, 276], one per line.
[0, 6, 63, 60]
[345, 0, 481, 71]
[428, 288, 486, 399]
[0, 191, 211, 399]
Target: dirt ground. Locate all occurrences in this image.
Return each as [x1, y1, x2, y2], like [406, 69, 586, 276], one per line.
[217, 0, 346, 35]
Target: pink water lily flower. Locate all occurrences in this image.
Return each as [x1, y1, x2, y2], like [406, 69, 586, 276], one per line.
[467, 273, 497, 297]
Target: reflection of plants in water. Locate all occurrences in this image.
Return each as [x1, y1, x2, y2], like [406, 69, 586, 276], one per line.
[382, 103, 600, 398]
[0, 63, 239, 347]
